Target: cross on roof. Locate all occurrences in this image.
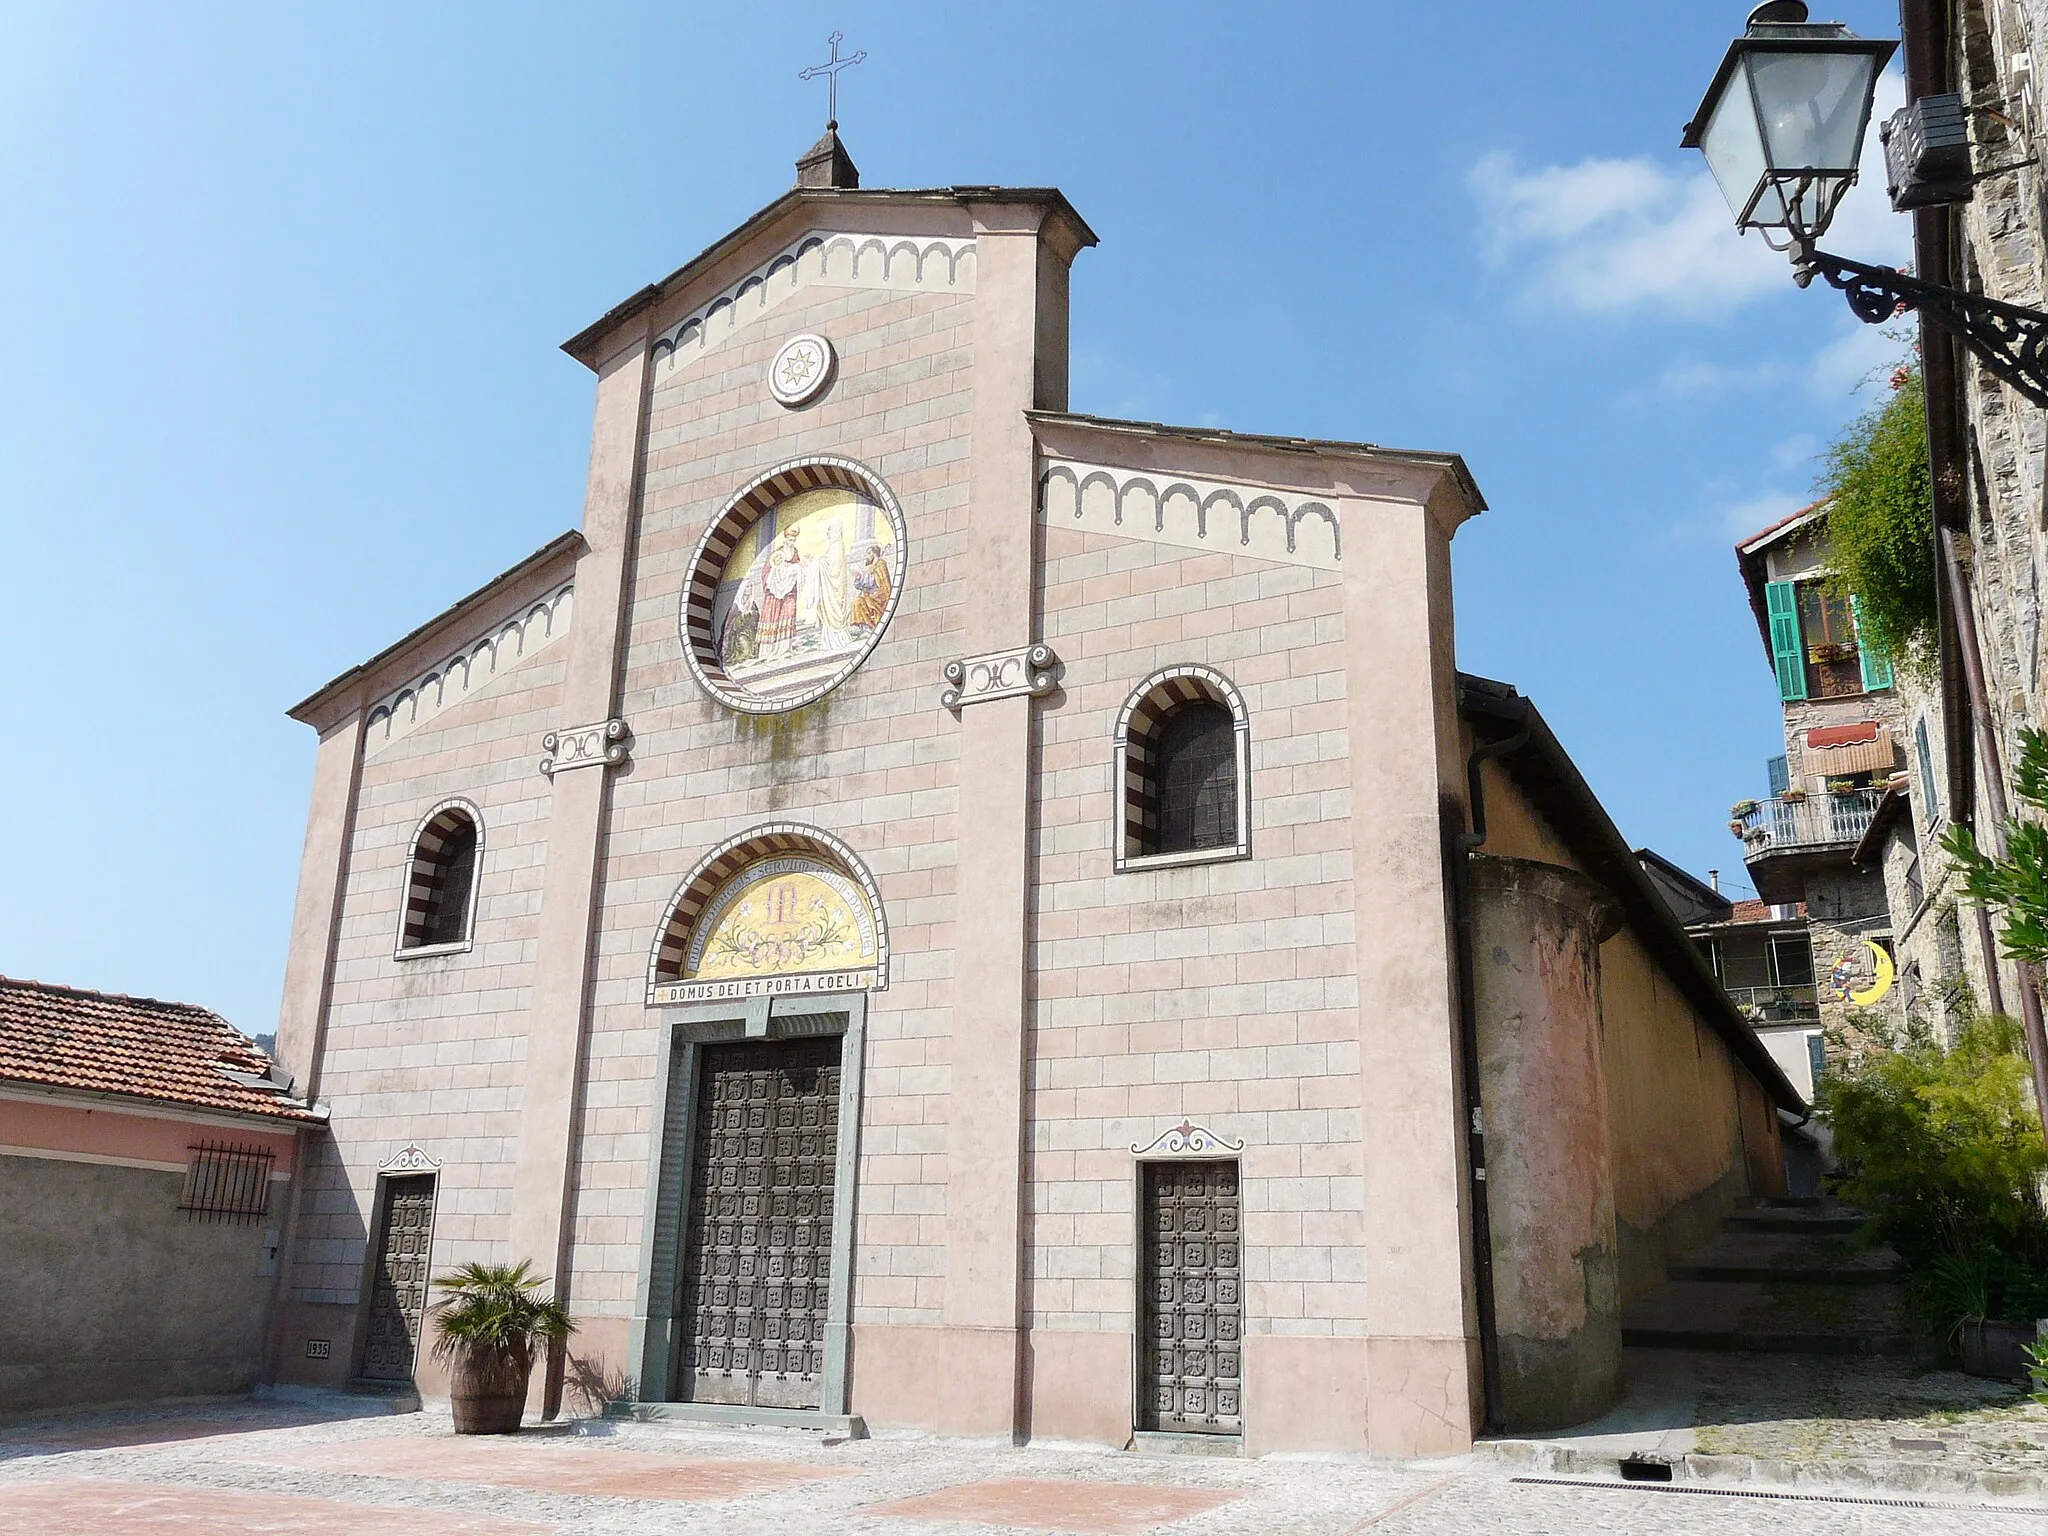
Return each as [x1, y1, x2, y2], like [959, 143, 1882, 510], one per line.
[798, 30, 866, 130]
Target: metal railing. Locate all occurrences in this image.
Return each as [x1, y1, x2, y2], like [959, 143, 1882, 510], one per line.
[1739, 787, 1884, 853]
[1721, 983, 1821, 1024]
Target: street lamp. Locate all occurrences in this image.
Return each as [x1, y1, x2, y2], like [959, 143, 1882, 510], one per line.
[1684, 2, 2048, 408]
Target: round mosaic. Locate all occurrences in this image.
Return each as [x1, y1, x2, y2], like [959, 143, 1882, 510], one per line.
[767, 332, 835, 406]
[681, 457, 908, 714]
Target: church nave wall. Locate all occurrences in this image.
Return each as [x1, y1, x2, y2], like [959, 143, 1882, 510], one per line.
[557, 274, 985, 1331]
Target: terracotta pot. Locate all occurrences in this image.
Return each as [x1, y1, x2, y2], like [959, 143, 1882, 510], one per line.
[1959, 1319, 2041, 1382]
[449, 1343, 532, 1434]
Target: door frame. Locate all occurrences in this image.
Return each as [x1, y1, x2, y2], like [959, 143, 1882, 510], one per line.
[352, 1170, 440, 1384]
[626, 990, 867, 1417]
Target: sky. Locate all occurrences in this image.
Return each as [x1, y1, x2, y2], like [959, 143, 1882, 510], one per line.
[0, 1, 1917, 1033]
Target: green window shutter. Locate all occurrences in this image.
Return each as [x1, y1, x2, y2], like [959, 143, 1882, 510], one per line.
[1765, 581, 1806, 701]
[1851, 595, 1894, 690]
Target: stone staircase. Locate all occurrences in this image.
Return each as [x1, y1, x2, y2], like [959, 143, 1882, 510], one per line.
[1619, 1196, 1918, 1356]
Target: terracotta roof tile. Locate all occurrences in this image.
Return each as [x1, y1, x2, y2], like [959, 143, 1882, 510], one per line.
[0, 977, 322, 1124]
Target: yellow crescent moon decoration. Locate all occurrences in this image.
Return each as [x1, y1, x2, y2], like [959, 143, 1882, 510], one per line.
[1848, 941, 1895, 1007]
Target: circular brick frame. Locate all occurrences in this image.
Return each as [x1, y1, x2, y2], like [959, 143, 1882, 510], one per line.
[679, 455, 909, 715]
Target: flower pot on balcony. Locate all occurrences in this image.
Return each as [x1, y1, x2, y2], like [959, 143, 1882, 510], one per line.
[1781, 789, 1808, 804]
[1810, 643, 1856, 664]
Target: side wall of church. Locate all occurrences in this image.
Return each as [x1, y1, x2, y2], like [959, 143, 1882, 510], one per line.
[1475, 761, 1782, 1304]
[1021, 523, 1357, 1441]
[557, 277, 980, 1368]
[278, 646, 567, 1380]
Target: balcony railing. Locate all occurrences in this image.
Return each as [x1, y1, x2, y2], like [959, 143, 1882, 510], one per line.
[1739, 787, 1884, 854]
[1722, 983, 1820, 1025]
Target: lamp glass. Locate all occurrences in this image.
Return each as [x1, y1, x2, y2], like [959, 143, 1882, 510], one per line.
[1699, 65, 1767, 223]
[1750, 48, 1881, 173]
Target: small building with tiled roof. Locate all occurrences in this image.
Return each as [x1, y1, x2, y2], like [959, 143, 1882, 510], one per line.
[0, 976, 324, 1413]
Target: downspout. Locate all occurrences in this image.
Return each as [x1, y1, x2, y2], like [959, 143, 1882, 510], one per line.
[1449, 698, 1530, 1436]
[1939, 528, 2048, 1124]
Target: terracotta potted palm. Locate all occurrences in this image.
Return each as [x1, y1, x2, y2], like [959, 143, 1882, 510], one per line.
[429, 1260, 574, 1434]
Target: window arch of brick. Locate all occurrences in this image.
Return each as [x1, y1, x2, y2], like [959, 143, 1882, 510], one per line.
[1114, 666, 1251, 872]
[395, 799, 484, 957]
[645, 821, 890, 1003]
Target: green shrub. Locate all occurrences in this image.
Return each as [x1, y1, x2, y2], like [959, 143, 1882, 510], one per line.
[1820, 363, 1937, 675]
[1819, 1012, 2048, 1335]
[428, 1260, 575, 1364]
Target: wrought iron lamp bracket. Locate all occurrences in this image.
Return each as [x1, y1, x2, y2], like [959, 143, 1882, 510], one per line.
[1792, 244, 2048, 409]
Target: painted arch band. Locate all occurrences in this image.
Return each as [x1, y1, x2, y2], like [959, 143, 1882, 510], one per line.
[681, 456, 909, 714]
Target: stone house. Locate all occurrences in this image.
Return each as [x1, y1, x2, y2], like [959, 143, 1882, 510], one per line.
[0, 977, 323, 1412]
[263, 133, 1800, 1451]
[1876, 0, 2048, 1096]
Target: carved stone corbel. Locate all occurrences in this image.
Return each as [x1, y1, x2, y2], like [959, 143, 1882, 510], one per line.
[941, 644, 1060, 710]
[540, 718, 630, 776]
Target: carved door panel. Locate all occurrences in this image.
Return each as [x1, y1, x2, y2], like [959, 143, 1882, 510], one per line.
[1141, 1160, 1242, 1434]
[359, 1175, 436, 1381]
[676, 1038, 841, 1409]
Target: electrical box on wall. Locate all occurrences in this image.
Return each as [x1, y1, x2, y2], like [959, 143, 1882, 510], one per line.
[1882, 94, 1974, 209]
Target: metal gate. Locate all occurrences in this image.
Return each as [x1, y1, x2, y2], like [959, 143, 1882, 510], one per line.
[1141, 1160, 1242, 1434]
[676, 1038, 841, 1408]
[359, 1174, 436, 1381]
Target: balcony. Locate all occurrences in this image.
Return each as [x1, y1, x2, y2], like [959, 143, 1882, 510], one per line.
[1739, 787, 1884, 852]
[1738, 787, 1885, 901]
[1722, 983, 1820, 1026]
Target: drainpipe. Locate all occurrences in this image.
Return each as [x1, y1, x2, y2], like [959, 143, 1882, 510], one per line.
[1939, 528, 2048, 1127]
[1449, 697, 1530, 1436]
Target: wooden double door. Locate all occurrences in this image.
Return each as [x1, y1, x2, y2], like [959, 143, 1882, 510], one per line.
[674, 1038, 841, 1409]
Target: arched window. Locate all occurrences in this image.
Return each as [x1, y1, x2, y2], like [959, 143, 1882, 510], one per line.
[1115, 667, 1251, 871]
[398, 801, 483, 956]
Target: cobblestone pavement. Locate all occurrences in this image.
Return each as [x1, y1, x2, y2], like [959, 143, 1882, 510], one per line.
[1686, 1354, 2048, 1473]
[1495, 1347, 2048, 1494]
[0, 1396, 2042, 1534]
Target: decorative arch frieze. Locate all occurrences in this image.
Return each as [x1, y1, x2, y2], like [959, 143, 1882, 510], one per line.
[364, 585, 574, 758]
[650, 231, 977, 386]
[647, 822, 889, 1005]
[1038, 462, 1342, 570]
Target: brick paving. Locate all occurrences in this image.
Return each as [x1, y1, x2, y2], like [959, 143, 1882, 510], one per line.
[0, 1395, 2042, 1534]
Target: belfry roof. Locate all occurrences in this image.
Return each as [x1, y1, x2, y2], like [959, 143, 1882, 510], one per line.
[0, 976, 324, 1125]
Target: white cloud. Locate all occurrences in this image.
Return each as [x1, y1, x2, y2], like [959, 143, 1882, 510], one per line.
[1712, 490, 1813, 543]
[1473, 71, 1910, 320]
[1770, 432, 1818, 471]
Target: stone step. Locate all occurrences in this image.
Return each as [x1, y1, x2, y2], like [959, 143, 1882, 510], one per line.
[1619, 1279, 1916, 1356]
[1667, 1230, 1904, 1286]
[1721, 1208, 1866, 1236]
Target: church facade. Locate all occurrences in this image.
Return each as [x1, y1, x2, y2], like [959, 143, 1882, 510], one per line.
[267, 137, 1799, 1454]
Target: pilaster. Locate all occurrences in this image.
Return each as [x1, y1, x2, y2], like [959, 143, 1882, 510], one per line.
[510, 321, 651, 1407]
[1341, 487, 1480, 1456]
[935, 201, 1070, 1435]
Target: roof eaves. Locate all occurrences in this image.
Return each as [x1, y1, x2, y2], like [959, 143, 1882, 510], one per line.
[1853, 782, 1913, 867]
[561, 185, 1099, 368]
[0, 1075, 327, 1128]
[1459, 675, 1807, 1114]
[288, 530, 585, 724]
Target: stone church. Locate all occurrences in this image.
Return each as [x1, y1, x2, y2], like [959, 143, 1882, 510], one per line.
[267, 131, 1800, 1453]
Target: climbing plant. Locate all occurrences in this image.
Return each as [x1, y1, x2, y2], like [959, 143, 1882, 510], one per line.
[1820, 361, 1938, 675]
